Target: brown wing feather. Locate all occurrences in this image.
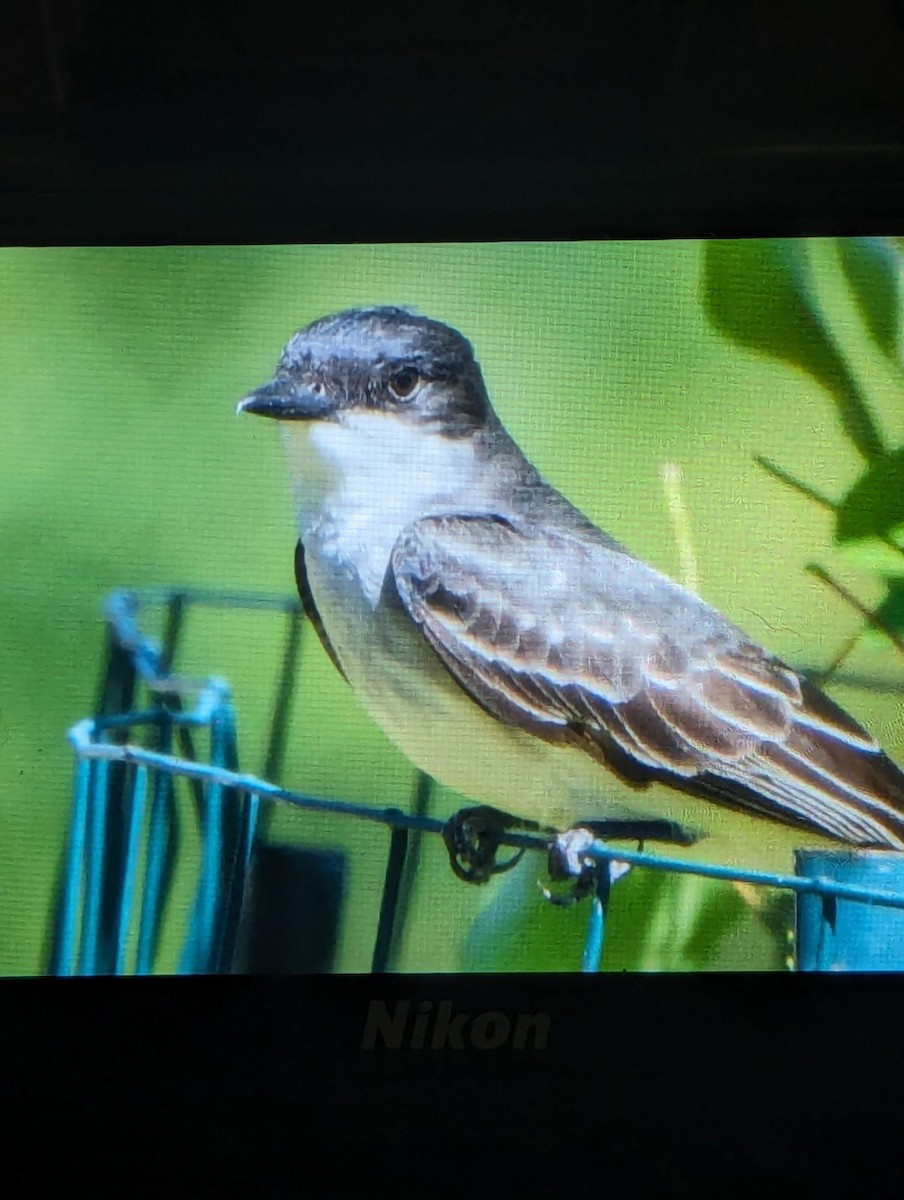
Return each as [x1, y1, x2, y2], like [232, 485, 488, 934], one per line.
[391, 515, 904, 848]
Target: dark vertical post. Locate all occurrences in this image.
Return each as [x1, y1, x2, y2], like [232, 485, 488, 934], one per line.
[371, 812, 410, 973]
[234, 845, 346, 974]
[795, 850, 904, 971]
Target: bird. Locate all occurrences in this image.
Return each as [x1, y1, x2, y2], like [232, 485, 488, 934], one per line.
[238, 305, 904, 886]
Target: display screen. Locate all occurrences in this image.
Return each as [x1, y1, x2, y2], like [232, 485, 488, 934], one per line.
[2, 238, 902, 974]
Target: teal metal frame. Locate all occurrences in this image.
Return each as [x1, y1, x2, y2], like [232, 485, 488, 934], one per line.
[52, 588, 904, 974]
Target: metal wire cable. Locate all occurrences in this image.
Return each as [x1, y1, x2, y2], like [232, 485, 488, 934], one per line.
[54, 587, 904, 975]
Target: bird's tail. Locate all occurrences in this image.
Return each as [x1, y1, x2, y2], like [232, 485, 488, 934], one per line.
[719, 680, 904, 849]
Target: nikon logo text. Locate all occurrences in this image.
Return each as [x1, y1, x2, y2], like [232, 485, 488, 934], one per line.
[361, 1000, 550, 1050]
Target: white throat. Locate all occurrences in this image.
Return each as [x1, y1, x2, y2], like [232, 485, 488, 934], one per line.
[280, 409, 483, 605]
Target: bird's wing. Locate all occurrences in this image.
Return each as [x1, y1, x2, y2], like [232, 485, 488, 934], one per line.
[295, 539, 349, 683]
[389, 514, 904, 847]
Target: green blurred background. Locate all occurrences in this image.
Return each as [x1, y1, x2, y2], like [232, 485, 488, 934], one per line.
[1, 239, 901, 974]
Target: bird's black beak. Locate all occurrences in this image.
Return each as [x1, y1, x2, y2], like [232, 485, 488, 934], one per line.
[237, 377, 336, 420]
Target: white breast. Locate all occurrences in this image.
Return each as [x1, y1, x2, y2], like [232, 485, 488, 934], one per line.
[281, 409, 483, 605]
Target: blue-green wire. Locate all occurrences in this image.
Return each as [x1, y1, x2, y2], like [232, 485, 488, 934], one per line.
[213, 788, 260, 974]
[581, 867, 612, 973]
[115, 765, 149, 974]
[55, 759, 93, 976]
[135, 768, 175, 975]
[181, 712, 227, 974]
[240, 794, 260, 878]
[77, 758, 109, 975]
[581, 897, 606, 973]
[213, 705, 259, 974]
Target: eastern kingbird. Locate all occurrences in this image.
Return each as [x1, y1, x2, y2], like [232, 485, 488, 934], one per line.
[239, 306, 904, 879]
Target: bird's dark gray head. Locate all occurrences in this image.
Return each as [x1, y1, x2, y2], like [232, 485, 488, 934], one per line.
[239, 306, 493, 436]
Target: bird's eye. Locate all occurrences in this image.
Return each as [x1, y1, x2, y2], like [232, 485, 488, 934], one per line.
[388, 367, 420, 399]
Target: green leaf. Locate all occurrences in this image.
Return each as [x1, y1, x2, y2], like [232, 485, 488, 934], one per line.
[874, 577, 904, 638]
[702, 239, 885, 461]
[835, 537, 904, 575]
[837, 237, 902, 364]
[836, 446, 904, 542]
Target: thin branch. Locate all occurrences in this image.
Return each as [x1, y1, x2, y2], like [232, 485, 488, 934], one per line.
[757, 454, 904, 563]
[806, 563, 904, 659]
[754, 455, 837, 512]
[813, 632, 863, 685]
